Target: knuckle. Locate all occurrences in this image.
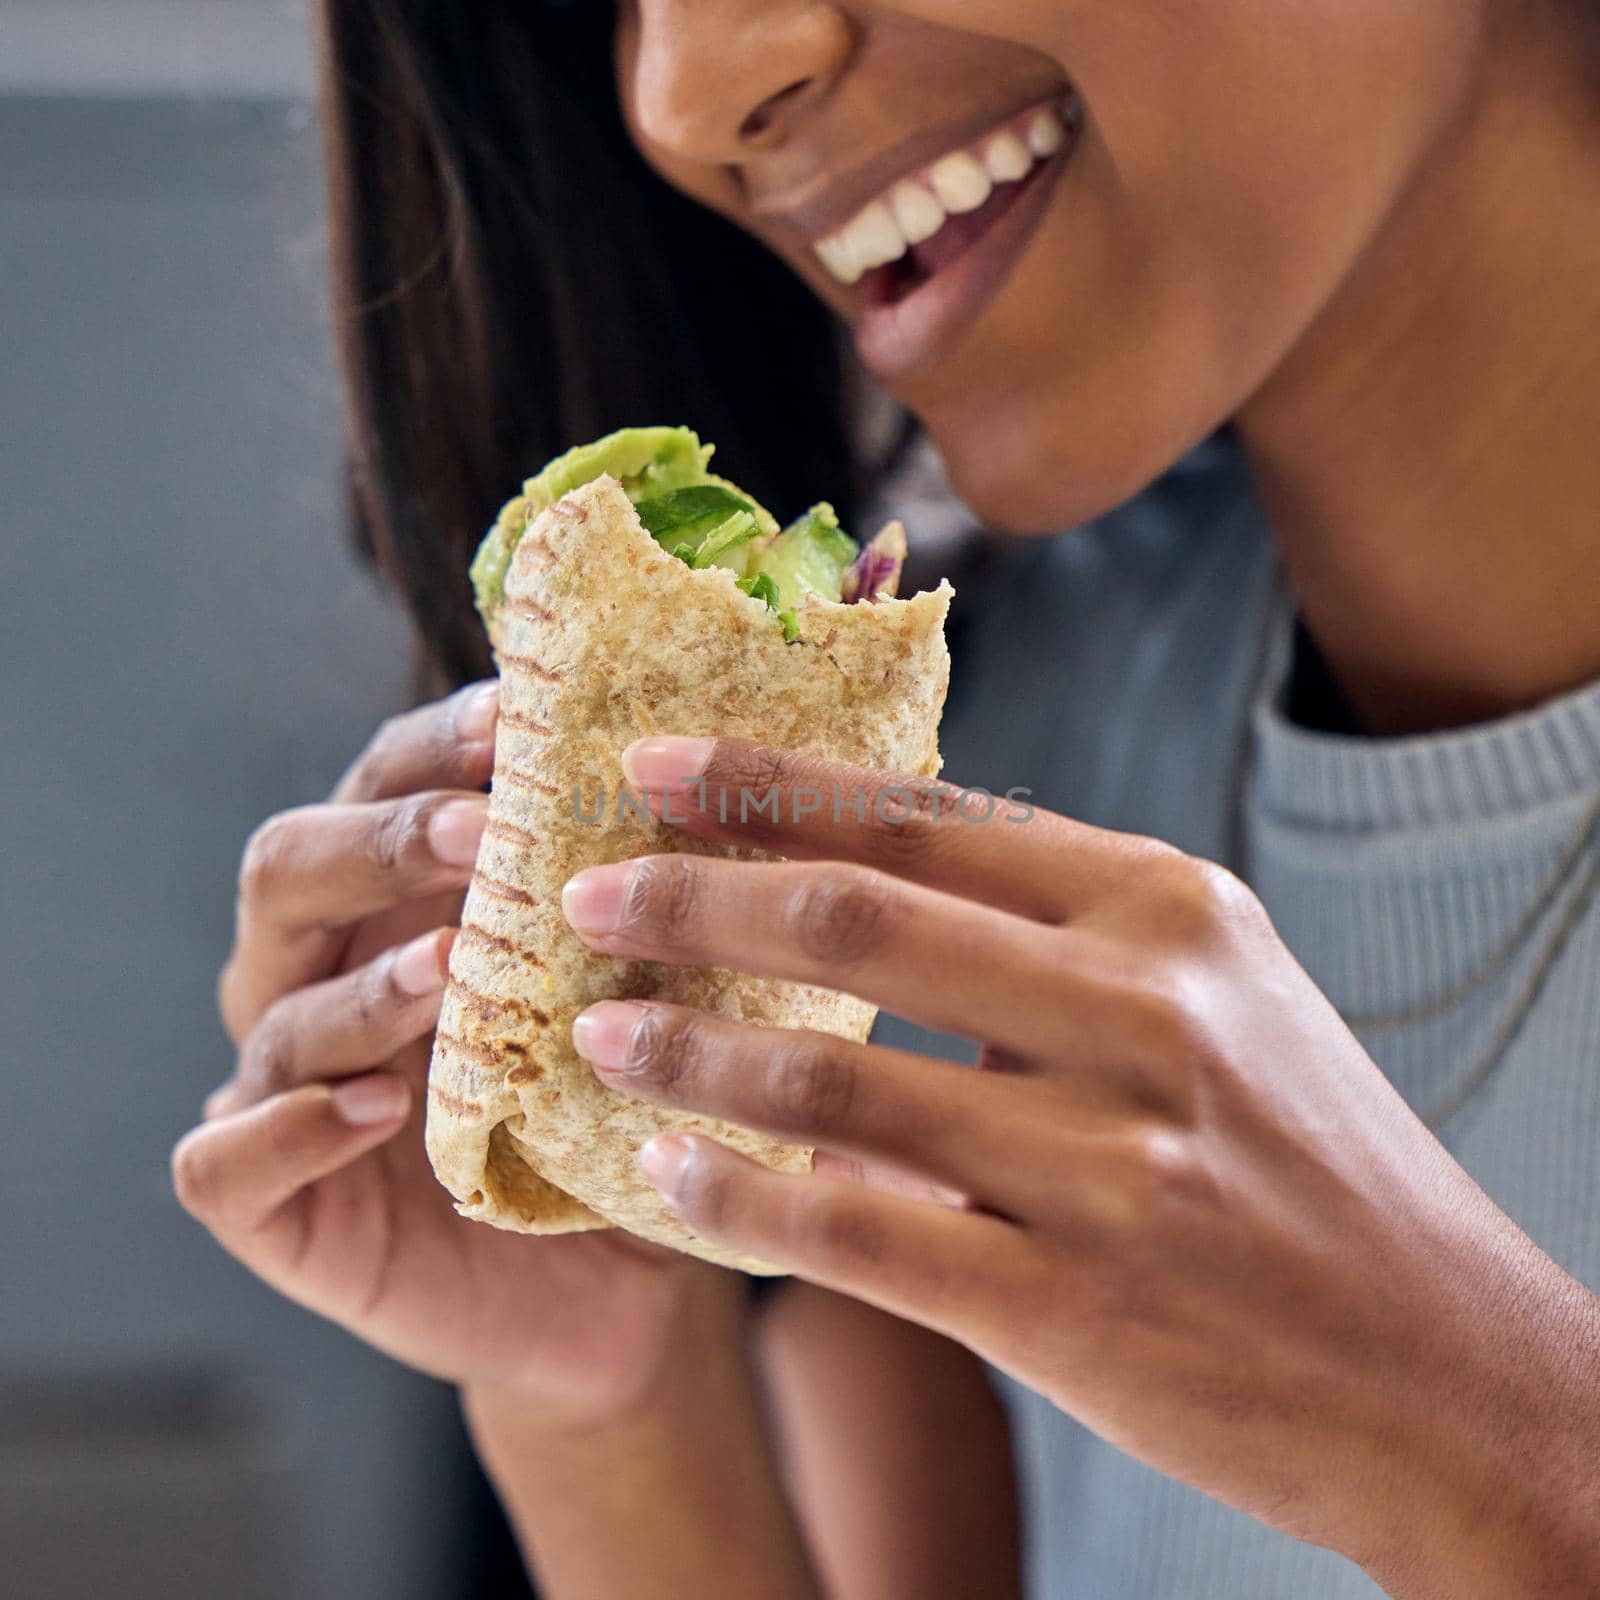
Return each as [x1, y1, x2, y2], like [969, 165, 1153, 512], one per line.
[241, 1008, 297, 1097]
[676, 1147, 732, 1231]
[1069, 1135, 1216, 1333]
[426, 696, 471, 774]
[1126, 1127, 1208, 1219]
[789, 867, 898, 967]
[1164, 856, 1267, 943]
[353, 954, 395, 1037]
[1068, 953, 1211, 1118]
[261, 1095, 319, 1171]
[366, 795, 431, 878]
[859, 781, 953, 869]
[1120, 974, 1225, 1097]
[1192, 856, 1262, 922]
[715, 742, 797, 802]
[802, 1193, 890, 1271]
[626, 1007, 706, 1096]
[216, 958, 248, 1044]
[237, 813, 297, 904]
[170, 1133, 212, 1217]
[1058, 1180, 1163, 1321]
[618, 856, 703, 946]
[1121, 974, 1207, 1060]
[367, 712, 409, 768]
[765, 1037, 858, 1137]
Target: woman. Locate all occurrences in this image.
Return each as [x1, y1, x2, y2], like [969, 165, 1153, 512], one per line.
[174, 2, 1600, 1595]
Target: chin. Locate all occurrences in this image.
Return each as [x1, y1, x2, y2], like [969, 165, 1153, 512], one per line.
[921, 389, 1197, 537]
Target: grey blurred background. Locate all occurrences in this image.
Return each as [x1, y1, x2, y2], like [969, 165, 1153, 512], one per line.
[0, 4, 509, 1595]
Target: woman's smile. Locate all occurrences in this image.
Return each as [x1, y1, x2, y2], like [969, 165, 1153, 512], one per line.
[807, 94, 1082, 380]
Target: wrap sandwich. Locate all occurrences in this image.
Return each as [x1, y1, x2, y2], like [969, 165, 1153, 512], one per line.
[425, 427, 952, 1273]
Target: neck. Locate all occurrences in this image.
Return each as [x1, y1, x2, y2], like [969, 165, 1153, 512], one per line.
[1236, 27, 1600, 737]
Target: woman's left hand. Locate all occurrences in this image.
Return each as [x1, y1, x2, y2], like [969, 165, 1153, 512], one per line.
[561, 737, 1600, 1600]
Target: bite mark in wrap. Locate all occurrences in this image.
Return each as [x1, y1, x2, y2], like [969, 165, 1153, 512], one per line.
[426, 434, 951, 1274]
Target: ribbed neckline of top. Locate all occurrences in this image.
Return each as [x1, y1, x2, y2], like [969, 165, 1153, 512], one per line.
[1249, 578, 1600, 834]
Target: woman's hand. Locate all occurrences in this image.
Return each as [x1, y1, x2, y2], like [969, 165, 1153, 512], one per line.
[562, 736, 1600, 1597]
[173, 685, 710, 1427]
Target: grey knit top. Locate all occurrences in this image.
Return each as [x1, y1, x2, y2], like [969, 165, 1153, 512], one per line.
[874, 434, 1600, 1598]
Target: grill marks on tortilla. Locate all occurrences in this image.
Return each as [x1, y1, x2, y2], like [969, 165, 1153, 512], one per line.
[501, 599, 557, 626]
[494, 653, 564, 684]
[497, 709, 557, 738]
[515, 533, 558, 568]
[451, 981, 552, 1031]
[428, 1080, 481, 1119]
[436, 1030, 533, 1070]
[470, 872, 539, 907]
[484, 816, 544, 851]
[494, 769, 563, 800]
[457, 923, 546, 966]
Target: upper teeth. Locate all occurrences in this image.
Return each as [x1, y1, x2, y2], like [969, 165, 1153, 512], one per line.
[814, 102, 1074, 287]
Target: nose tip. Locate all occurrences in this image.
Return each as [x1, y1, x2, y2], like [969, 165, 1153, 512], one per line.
[626, 2, 853, 165]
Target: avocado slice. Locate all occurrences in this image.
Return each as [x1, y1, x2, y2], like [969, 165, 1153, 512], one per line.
[748, 502, 860, 611]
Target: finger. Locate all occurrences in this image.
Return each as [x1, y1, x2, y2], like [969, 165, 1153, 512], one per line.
[562, 854, 1079, 1058]
[812, 1150, 967, 1208]
[573, 1002, 1040, 1210]
[339, 888, 472, 970]
[639, 1134, 1026, 1336]
[172, 1074, 410, 1247]
[621, 737, 1147, 923]
[331, 681, 499, 804]
[219, 791, 487, 1039]
[238, 793, 489, 930]
[209, 927, 454, 1118]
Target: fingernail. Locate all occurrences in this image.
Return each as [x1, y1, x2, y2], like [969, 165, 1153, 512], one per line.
[456, 681, 500, 745]
[622, 737, 715, 792]
[639, 1135, 695, 1201]
[429, 799, 488, 866]
[562, 863, 631, 938]
[332, 1074, 410, 1126]
[393, 929, 450, 997]
[572, 1001, 652, 1071]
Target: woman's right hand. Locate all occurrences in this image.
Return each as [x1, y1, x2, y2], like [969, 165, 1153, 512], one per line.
[172, 681, 715, 1425]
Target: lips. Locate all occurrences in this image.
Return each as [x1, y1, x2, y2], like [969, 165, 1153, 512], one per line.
[862, 157, 1046, 304]
[812, 98, 1077, 289]
[843, 99, 1083, 382]
[798, 92, 1084, 381]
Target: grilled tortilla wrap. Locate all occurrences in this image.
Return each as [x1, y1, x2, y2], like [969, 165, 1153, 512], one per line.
[426, 438, 951, 1273]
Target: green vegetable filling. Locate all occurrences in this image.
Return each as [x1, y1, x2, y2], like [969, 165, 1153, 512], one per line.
[736, 572, 799, 641]
[473, 426, 862, 639]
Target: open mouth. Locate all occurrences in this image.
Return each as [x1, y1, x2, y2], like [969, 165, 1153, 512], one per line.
[811, 92, 1084, 379]
[856, 152, 1056, 311]
[812, 94, 1083, 306]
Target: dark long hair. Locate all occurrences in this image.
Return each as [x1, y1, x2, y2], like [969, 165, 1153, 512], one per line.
[315, 0, 872, 689]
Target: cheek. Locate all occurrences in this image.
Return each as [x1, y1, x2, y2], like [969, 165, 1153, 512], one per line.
[901, 0, 1488, 530]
